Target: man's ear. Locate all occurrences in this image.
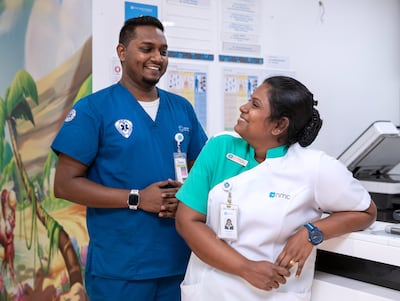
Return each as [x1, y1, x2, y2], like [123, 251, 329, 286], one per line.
[116, 43, 126, 62]
[272, 117, 289, 136]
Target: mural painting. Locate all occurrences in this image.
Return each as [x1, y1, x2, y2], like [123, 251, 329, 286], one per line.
[0, 1, 92, 300]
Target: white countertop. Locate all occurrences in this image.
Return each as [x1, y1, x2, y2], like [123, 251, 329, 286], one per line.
[318, 220, 400, 266]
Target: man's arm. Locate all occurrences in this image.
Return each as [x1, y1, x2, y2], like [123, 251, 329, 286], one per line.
[54, 153, 180, 217]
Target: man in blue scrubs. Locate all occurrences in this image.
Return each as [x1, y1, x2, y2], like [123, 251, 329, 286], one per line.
[51, 16, 207, 301]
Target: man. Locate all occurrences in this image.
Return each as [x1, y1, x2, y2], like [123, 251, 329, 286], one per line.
[51, 16, 207, 301]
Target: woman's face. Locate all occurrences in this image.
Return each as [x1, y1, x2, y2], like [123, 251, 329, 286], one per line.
[234, 83, 281, 145]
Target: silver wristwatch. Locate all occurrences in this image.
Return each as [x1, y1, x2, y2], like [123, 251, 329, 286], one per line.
[127, 189, 140, 210]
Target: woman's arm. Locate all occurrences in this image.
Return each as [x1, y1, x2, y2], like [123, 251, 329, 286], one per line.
[315, 200, 377, 238]
[175, 202, 290, 290]
[276, 200, 377, 276]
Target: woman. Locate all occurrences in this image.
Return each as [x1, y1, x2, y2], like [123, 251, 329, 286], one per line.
[175, 76, 376, 301]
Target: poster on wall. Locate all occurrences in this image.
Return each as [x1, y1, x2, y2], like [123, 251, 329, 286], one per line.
[164, 63, 208, 130]
[221, 0, 261, 55]
[164, 0, 216, 53]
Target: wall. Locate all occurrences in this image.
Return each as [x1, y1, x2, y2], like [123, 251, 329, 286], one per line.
[93, 0, 400, 158]
[262, 0, 400, 157]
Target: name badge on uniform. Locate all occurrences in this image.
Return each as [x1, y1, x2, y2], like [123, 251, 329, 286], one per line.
[174, 133, 188, 183]
[226, 153, 248, 167]
[218, 181, 239, 241]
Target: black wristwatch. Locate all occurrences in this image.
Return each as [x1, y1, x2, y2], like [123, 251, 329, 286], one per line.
[127, 189, 140, 210]
[304, 223, 324, 245]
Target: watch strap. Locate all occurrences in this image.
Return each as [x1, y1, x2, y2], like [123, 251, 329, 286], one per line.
[304, 223, 315, 231]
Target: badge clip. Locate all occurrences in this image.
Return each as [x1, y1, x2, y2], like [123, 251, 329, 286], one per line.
[175, 133, 184, 153]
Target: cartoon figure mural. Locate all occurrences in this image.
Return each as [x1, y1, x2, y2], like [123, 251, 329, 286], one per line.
[0, 1, 91, 300]
[0, 189, 16, 283]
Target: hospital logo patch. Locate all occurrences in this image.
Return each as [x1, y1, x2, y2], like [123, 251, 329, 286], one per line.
[65, 109, 76, 122]
[115, 119, 133, 138]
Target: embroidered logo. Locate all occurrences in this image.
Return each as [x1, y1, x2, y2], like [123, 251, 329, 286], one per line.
[115, 119, 133, 138]
[65, 109, 76, 122]
[178, 125, 190, 132]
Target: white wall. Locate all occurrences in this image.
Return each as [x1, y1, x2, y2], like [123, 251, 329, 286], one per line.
[262, 0, 400, 157]
[93, 0, 400, 157]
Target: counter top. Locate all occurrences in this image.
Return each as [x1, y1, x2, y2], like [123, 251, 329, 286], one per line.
[318, 220, 400, 266]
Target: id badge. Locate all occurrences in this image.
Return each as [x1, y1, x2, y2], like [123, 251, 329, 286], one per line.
[218, 203, 238, 241]
[174, 152, 188, 183]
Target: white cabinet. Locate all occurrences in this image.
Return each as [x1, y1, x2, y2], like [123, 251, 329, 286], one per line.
[311, 221, 400, 300]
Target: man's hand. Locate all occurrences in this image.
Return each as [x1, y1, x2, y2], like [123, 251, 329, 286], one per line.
[138, 179, 182, 218]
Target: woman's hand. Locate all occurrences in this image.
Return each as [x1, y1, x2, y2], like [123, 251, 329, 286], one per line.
[240, 260, 290, 291]
[275, 227, 313, 277]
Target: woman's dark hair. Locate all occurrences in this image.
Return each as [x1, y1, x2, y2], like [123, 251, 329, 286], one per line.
[264, 76, 323, 147]
[119, 16, 164, 46]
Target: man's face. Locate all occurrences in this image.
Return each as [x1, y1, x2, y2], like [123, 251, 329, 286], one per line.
[117, 25, 168, 87]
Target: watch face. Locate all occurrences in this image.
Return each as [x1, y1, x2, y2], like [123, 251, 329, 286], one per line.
[310, 229, 324, 244]
[128, 194, 139, 205]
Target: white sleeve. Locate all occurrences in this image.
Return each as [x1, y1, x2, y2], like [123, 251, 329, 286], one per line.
[315, 153, 372, 212]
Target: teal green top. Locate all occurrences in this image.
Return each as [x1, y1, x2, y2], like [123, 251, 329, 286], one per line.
[176, 133, 288, 214]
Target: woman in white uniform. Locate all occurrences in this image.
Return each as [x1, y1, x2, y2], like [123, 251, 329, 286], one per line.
[175, 76, 377, 301]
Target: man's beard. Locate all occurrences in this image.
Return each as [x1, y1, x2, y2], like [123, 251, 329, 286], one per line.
[143, 76, 160, 86]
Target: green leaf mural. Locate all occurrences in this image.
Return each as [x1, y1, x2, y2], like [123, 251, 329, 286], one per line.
[5, 70, 38, 125]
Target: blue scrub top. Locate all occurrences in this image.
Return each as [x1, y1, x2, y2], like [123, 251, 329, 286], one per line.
[51, 83, 208, 280]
